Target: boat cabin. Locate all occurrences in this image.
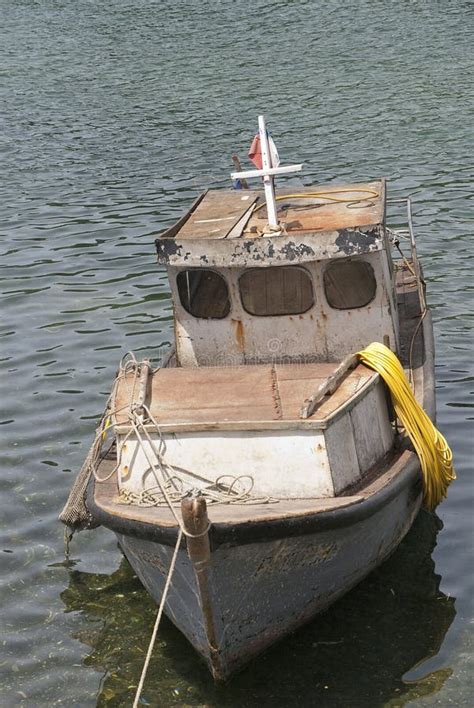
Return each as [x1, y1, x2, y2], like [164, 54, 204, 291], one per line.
[156, 180, 399, 366]
[112, 123, 404, 502]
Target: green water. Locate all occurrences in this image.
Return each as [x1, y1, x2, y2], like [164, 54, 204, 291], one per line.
[1, 1, 473, 706]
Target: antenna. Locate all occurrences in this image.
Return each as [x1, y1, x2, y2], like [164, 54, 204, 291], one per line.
[231, 115, 303, 228]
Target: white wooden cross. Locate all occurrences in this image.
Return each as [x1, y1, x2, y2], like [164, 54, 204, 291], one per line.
[230, 115, 303, 227]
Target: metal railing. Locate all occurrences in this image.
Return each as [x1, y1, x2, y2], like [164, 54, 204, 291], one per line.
[386, 197, 426, 312]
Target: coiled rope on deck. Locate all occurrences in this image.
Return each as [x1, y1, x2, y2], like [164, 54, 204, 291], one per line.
[358, 342, 455, 509]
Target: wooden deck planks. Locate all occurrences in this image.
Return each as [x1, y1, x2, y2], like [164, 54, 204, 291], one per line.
[166, 181, 384, 241]
[113, 362, 376, 427]
[176, 191, 258, 240]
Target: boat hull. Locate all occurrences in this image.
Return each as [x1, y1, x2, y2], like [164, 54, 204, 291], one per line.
[115, 462, 421, 680]
[82, 264, 433, 680]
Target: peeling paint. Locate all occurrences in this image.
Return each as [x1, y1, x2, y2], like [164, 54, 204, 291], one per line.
[156, 228, 383, 267]
[156, 238, 183, 259]
[280, 241, 316, 261]
[335, 229, 378, 255]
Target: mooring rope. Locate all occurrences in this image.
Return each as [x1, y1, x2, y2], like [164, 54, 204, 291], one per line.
[132, 527, 183, 708]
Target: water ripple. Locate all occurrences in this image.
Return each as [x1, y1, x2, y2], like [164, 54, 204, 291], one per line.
[1, 1, 473, 706]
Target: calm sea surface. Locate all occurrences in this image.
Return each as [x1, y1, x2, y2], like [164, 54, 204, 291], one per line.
[1, 1, 473, 706]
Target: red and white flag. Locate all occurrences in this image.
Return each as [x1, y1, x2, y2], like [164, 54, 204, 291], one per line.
[248, 133, 280, 170]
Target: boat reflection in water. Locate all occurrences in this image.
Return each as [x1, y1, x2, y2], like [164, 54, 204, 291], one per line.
[61, 509, 455, 706]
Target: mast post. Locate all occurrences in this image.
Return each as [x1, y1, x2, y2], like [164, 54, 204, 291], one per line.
[230, 114, 303, 231]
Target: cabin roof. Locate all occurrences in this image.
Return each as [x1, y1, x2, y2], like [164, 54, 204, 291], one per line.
[156, 180, 387, 267]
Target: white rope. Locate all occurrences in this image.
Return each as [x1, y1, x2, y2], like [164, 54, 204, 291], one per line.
[81, 353, 277, 699]
[132, 527, 183, 708]
[89, 355, 278, 519]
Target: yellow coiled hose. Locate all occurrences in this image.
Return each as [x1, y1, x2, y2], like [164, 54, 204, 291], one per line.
[358, 342, 455, 509]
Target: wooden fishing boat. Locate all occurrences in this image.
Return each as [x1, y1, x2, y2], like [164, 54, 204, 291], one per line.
[62, 117, 448, 681]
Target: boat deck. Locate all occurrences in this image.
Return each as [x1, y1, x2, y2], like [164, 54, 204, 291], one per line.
[90, 260, 432, 536]
[112, 363, 376, 431]
[90, 444, 417, 530]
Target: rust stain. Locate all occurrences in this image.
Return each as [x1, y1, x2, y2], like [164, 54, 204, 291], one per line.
[285, 219, 303, 230]
[231, 319, 245, 351]
[270, 366, 283, 419]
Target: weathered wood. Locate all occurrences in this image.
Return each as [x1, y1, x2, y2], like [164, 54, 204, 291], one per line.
[112, 466, 421, 681]
[176, 191, 258, 240]
[76, 170, 436, 685]
[182, 496, 211, 563]
[180, 495, 221, 673]
[246, 180, 384, 235]
[92, 445, 420, 531]
[135, 359, 150, 416]
[225, 203, 256, 239]
[324, 413, 361, 494]
[156, 191, 207, 240]
[374, 382, 395, 451]
[113, 362, 376, 430]
[300, 354, 359, 419]
[157, 181, 384, 244]
[350, 386, 388, 472]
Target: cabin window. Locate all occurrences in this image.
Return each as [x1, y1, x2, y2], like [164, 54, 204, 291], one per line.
[177, 269, 230, 319]
[323, 260, 376, 310]
[239, 266, 314, 316]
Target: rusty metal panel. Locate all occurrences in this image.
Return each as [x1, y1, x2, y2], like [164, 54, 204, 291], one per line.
[169, 254, 396, 369]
